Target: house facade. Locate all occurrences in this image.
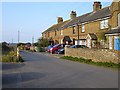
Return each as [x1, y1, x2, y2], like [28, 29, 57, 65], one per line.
[42, 1, 120, 50]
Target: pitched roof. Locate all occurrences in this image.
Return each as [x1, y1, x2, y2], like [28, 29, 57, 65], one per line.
[89, 33, 97, 40]
[62, 6, 111, 29]
[63, 36, 72, 42]
[43, 20, 70, 33]
[105, 26, 120, 34]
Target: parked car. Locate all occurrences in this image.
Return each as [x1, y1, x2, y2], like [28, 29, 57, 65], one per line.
[25, 45, 30, 50]
[47, 45, 54, 52]
[70, 45, 87, 48]
[50, 44, 63, 54]
[57, 48, 65, 54]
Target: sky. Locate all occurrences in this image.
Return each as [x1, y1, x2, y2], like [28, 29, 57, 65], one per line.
[1, 1, 112, 43]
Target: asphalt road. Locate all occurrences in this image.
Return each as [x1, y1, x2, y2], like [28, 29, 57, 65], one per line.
[2, 51, 118, 88]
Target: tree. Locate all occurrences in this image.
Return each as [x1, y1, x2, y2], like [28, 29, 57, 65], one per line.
[2, 42, 8, 46]
[17, 43, 25, 47]
[37, 38, 49, 52]
[33, 42, 38, 46]
[38, 37, 49, 47]
[2, 42, 11, 54]
[99, 32, 106, 41]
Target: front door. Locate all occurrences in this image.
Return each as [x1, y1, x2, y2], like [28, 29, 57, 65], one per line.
[73, 39, 75, 45]
[114, 36, 120, 50]
[87, 39, 91, 48]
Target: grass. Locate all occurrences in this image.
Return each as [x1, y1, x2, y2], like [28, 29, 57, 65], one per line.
[61, 56, 120, 69]
[1, 51, 23, 62]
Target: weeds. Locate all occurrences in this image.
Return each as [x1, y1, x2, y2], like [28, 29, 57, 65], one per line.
[61, 56, 120, 68]
[1, 51, 23, 62]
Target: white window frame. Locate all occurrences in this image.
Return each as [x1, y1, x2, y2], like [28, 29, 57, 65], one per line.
[100, 19, 108, 29]
[118, 13, 120, 26]
[82, 24, 85, 32]
[61, 39, 63, 44]
[73, 26, 76, 34]
[60, 30, 63, 35]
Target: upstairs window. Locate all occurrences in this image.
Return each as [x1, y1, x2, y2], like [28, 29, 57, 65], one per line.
[44, 33, 46, 38]
[55, 30, 57, 36]
[60, 30, 63, 35]
[61, 39, 63, 44]
[48, 32, 50, 37]
[82, 24, 85, 32]
[73, 26, 76, 34]
[118, 13, 120, 26]
[100, 19, 108, 29]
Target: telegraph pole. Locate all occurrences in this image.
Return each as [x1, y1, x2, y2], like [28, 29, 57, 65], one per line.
[32, 36, 34, 51]
[32, 36, 34, 46]
[18, 30, 20, 43]
[11, 38, 13, 43]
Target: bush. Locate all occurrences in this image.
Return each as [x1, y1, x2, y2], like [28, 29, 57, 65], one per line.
[1, 51, 23, 62]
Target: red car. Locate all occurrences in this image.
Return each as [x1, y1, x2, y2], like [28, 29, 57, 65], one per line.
[50, 44, 62, 54]
[25, 45, 30, 50]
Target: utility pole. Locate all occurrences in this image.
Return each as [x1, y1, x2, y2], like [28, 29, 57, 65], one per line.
[11, 38, 13, 43]
[17, 30, 20, 45]
[32, 36, 34, 46]
[32, 36, 35, 52]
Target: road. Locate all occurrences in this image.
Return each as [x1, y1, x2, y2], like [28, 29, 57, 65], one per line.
[2, 51, 118, 88]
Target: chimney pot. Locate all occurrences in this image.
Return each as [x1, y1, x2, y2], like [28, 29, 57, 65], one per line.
[93, 1, 102, 11]
[57, 17, 63, 23]
[70, 11, 77, 20]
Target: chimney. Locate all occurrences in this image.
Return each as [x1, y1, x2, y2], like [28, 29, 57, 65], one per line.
[70, 11, 77, 20]
[93, 1, 102, 11]
[57, 17, 63, 23]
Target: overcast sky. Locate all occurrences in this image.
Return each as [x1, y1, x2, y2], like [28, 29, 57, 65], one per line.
[1, 1, 111, 43]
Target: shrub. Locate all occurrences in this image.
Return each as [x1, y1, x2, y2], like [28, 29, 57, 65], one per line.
[1, 51, 23, 62]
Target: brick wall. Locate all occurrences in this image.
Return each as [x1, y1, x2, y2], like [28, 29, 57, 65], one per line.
[65, 45, 119, 64]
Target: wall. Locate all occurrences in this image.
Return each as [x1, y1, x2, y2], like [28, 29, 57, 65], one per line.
[110, 2, 120, 28]
[65, 46, 119, 64]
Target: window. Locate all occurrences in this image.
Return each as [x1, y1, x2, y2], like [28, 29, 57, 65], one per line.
[60, 30, 63, 35]
[82, 24, 85, 32]
[48, 32, 50, 37]
[118, 13, 120, 26]
[61, 39, 63, 44]
[44, 33, 46, 38]
[100, 19, 108, 29]
[55, 31, 57, 36]
[73, 26, 76, 34]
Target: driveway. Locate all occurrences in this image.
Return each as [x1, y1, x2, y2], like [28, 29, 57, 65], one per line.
[2, 50, 118, 88]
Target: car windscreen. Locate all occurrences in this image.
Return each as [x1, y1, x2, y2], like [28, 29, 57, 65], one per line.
[53, 44, 60, 47]
[70, 45, 75, 48]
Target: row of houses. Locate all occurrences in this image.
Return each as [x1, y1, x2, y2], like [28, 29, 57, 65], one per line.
[42, 1, 120, 50]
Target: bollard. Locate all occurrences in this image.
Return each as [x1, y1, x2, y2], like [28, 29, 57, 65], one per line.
[17, 48, 20, 60]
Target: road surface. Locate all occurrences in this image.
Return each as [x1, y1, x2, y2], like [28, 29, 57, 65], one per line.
[2, 51, 118, 88]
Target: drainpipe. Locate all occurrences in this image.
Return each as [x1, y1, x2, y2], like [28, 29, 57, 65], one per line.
[77, 20, 80, 45]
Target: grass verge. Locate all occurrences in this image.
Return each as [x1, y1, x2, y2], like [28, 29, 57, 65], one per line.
[1, 51, 24, 62]
[60, 56, 120, 69]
